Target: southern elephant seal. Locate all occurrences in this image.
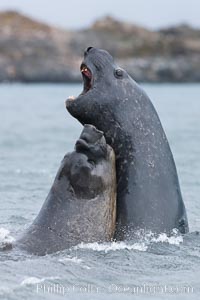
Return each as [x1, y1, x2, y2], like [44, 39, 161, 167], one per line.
[17, 124, 116, 255]
[66, 47, 188, 238]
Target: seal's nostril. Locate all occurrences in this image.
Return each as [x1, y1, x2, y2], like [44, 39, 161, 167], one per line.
[87, 47, 93, 52]
[84, 47, 94, 56]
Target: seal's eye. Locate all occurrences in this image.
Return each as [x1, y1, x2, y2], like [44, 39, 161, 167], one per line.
[114, 69, 123, 79]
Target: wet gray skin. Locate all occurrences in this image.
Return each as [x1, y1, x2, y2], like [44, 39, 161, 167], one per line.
[16, 124, 116, 255]
[66, 47, 189, 239]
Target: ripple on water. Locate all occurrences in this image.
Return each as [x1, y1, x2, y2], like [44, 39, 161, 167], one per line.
[0, 83, 200, 299]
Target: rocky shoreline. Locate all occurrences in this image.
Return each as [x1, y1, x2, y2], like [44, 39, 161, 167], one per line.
[0, 11, 200, 83]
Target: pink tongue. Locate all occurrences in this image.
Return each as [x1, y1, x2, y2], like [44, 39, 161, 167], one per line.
[83, 70, 92, 79]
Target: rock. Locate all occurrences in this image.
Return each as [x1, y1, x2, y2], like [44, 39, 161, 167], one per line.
[0, 11, 200, 83]
[119, 55, 200, 82]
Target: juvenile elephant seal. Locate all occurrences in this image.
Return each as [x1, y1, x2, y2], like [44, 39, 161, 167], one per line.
[17, 124, 116, 255]
[66, 47, 189, 238]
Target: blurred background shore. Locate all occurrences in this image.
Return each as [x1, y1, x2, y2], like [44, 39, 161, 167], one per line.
[0, 10, 200, 83]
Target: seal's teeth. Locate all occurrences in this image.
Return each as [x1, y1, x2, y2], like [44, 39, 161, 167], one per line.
[81, 68, 88, 72]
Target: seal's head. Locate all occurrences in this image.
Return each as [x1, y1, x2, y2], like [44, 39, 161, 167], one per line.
[66, 47, 130, 128]
[75, 124, 107, 162]
[68, 124, 114, 199]
[16, 124, 117, 255]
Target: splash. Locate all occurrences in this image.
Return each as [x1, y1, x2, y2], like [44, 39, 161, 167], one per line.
[0, 228, 15, 247]
[74, 241, 148, 253]
[21, 276, 59, 286]
[73, 230, 183, 254]
[150, 233, 183, 245]
[133, 229, 184, 246]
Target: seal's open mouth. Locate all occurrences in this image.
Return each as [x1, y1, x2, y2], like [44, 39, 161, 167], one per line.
[66, 63, 93, 103]
[80, 64, 92, 95]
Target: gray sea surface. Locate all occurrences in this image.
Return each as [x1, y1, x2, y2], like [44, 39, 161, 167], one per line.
[0, 83, 200, 299]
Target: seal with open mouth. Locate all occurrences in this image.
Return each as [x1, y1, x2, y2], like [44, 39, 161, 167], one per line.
[16, 124, 116, 255]
[66, 47, 189, 238]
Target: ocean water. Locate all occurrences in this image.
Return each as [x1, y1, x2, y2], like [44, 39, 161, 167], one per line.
[0, 83, 200, 300]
